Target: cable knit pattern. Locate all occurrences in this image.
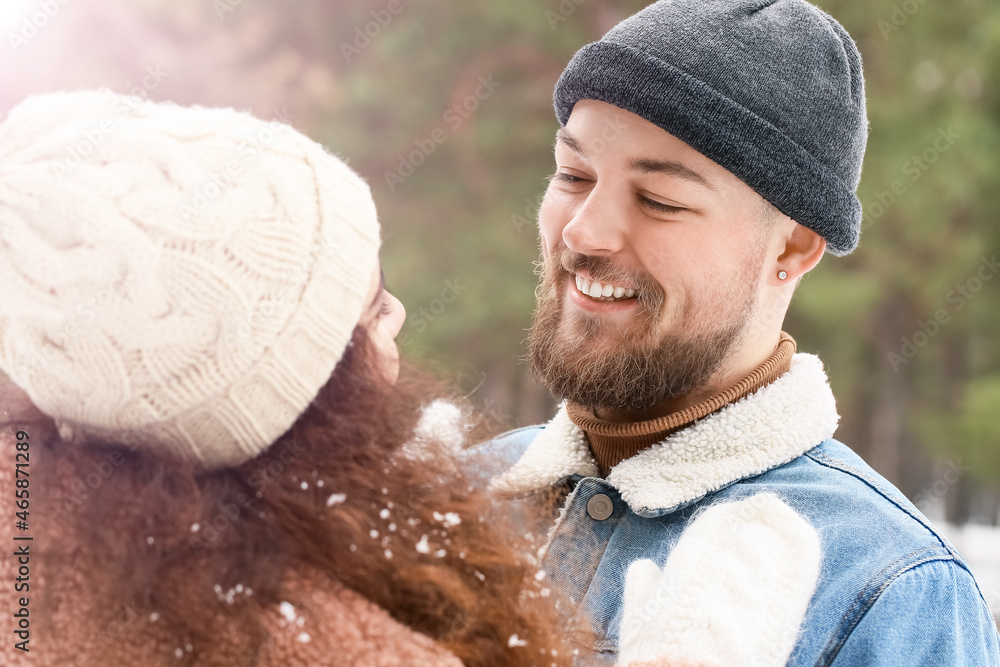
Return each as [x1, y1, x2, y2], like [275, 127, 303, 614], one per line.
[0, 91, 379, 468]
[491, 354, 839, 516]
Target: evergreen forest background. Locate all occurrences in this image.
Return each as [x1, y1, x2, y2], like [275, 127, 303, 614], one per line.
[2, 0, 998, 530]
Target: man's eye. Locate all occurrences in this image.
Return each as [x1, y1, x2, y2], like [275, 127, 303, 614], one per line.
[640, 196, 685, 214]
[547, 172, 588, 184]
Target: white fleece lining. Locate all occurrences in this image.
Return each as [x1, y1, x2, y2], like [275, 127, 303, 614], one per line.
[490, 400, 598, 494]
[491, 354, 839, 515]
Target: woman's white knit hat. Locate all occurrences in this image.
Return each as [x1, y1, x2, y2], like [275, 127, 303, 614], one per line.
[0, 90, 380, 468]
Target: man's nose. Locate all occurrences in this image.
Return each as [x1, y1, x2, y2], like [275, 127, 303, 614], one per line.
[561, 184, 628, 257]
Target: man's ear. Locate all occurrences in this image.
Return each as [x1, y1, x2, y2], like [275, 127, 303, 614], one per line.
[774, 223, 825, 284]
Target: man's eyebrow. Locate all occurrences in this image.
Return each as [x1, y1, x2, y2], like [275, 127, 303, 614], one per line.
[628, 157, 715, 191]
[557, 127, 714, 191]
[555, 128, 588, 158]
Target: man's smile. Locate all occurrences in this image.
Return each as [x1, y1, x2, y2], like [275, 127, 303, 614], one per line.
[565, 270, 642, 315]
[572, 270, 638, 301]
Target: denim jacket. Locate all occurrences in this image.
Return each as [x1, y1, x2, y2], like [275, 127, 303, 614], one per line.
[473, 354, 1000, 666]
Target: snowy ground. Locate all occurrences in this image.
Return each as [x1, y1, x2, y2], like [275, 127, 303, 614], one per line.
[935, 522, 1000, 626]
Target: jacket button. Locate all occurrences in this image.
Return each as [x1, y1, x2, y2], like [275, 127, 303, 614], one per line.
[586, 494, 614, 521]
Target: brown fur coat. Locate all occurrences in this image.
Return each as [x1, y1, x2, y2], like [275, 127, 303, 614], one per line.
[0, 430, 462, 667]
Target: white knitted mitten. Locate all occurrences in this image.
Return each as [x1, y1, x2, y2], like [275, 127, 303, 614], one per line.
[618, 493, 821, 667]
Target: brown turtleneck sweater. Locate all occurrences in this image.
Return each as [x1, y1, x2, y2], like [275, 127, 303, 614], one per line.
[568, 332, 797, 476]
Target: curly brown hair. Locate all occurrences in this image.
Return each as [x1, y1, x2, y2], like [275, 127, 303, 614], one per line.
[28, 328, 572, 666]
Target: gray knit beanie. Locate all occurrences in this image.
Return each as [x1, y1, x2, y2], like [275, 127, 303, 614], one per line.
[554, 0, 868, 255]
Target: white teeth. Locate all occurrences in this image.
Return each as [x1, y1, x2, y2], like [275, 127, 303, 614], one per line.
[573, 273, 639, 301]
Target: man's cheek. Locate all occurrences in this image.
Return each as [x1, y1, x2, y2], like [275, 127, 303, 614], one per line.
[538, 226, 558, 257]
[536, 196, 565, 252]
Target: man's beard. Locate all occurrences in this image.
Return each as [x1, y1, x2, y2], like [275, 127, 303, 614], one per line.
[527, 249, 765, 413]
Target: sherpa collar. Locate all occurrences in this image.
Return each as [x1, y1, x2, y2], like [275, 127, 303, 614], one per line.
[491, 353, 839, 517]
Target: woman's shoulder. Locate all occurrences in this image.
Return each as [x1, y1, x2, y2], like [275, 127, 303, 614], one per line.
[261, 567, 463, 667]
[0, 429, 460, 666]
[0, 547, 462, 666]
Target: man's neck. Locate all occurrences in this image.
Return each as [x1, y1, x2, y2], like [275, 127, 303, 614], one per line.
[570, 332, 797, 476]
[593, 386, 711, 423]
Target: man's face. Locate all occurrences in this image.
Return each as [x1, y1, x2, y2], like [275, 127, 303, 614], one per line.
[529, 100, 775, 413]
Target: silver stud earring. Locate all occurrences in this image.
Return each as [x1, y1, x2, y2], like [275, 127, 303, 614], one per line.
[778, 271, 788, 280]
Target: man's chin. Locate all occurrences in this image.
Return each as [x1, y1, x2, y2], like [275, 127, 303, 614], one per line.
[559, 305, 649, 334]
